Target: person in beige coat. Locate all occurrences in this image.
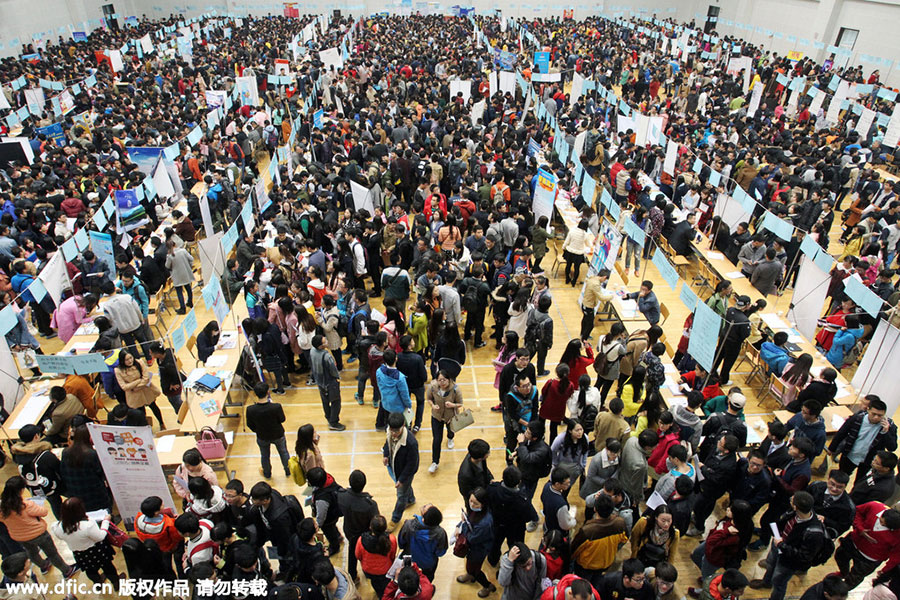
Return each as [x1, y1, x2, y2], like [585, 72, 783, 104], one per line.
[114, 349, 165, 428]
[426, 371, 464, 473]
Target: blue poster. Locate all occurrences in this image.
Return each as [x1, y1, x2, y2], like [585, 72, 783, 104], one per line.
[652, 248, 679, 290]
[36, 123, 67, 147]
[88, 230, 115, 276]
[534, 51, 550, 74]
[72, 32, 88, 42]
[115, 189, 148, 233]
[532, 168, 557, 229]
[124, 146, 164, 175]
[687, 298, 721, 372]
[313, 109, 324, 129]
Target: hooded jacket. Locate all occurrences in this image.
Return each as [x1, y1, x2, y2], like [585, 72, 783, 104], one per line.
[487, 482, 539, 535]
[458, 456, 493, 500]
[760, 341, 791, 375]
[12, 439, 63, 497]
[376, 363, 412, 414]
[337, 488, 379, 539]
[398, 514, 448, 571]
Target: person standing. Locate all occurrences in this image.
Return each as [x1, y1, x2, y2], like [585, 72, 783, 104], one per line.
[310, 335, 345, 431]
[498, 542, 547, 600]
[457, 440, 493, 503]
[149, 343, 184, 416]
[50, 497, 120, 590]
[515, 421, 552, 532]
[486, 466, 539, 567]
[165, 240, 195, 314]
[827, 396, 897, 482]
[712, 295, 753, 385]
[398, 335, 429, 433]
[834, 502, 900, 589]
[114, 349, 165, 429]
[245, 382, 291, 479]
[384, 412, 419, 531]
[456, 487, 496, 598]
[376, 349, 412, 431]
[100, 281, 153, 362]
[580, 268, 611, 341]
[619, 429, 658, 507]
[338, 470, 380, 586]
[426, 370, 463, 474]
[0, 476, 75, 577]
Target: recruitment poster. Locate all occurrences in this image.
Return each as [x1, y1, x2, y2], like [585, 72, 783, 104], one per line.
[532, 168, 558, 229]
[87, 424, 175, 520]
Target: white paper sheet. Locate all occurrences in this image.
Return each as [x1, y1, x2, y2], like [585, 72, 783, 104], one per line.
[11, 396, 51, 430]
[706, 252, 725, 260]
[205, 355, 228, 367]
[156, 435, 176, 453]
[646, 491, 667, 510]
[725, 271, 745, 279]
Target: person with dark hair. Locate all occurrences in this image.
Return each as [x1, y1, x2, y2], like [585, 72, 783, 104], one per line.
[504, 371, 539, 465]
[0, 476, 74, 577]
[597, 558, 653, 600]
[593, 397, 631, 452]
[149, 342, 184, 415]
[785, 400, 827, 459]
[114, 348, 165, 428]
[248, 481, 304, 563]
[458, 439, 493, 503]
[624, 280, 660, 325]
[688, 434, 741, 538]
[50, 497, 120, 589]
[562, 219, 589, 286]
[196, 321, 220, 364]
[541, 467, 577, 536]
[798, 574, 849, 600]
[121, 538, 171, 598]
[338, 469, 379, 584]
[305, 467, 344, 556]
[711, 294, 753, 385]
[807, 470, 855, 536]
[398, 334, 429, 432]
[310, 334, 345, 431]
[355, 514, 396, 598]
[571, 494, 628, 588]
[619, 429, 658, 508]
[751, 436, 814, 549]
[828, 396, 898, 481]
[455, 487, 495, 597]
[731, 450, 772, 517]
[750, 491, 827, 600]
[383, 562, 436, 600]
[0, 552, 44, 597]
[426, 369, 463, 473]
[44, 385, 84, 445]
[515, 420, 552, 532]
[691, 499, 754, 579]
[311, 558, 358, 599]
[172, 448, 218, 503]
[497, 347, 537, 414]
[376, 349, 412, 431]
[825, 314, 864, 368]
[630, 505, 680, 568]
[850, 451, 899, 505]
[833, 501, 900, 589]
[498, 541, 546, 600]
[550, 418, 590, 497]
[486, 466, 539, 567]
[287, 517, 326, 584]
[135, 495, 181, 578]
[398, 504, 448, 581]
[61, 426, 112, 512]
[245, 381, 291, 478]
[384, 411, 419, 530]
[693, 568, 748, 600]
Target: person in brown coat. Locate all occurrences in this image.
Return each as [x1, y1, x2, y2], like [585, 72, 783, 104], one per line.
[426, 370, 464, 474]
[593, 398, 632, 452]
[114, 349, 164, 428]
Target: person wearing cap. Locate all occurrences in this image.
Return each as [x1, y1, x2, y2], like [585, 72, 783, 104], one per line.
[712, 295, 753, 386]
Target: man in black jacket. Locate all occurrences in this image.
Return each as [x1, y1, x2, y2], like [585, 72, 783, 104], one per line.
[712, 295, 753, 385]
[494, 349, 536, 413]
[245, 382, 290, 479]
[457, 439, 493, 503]
[827, 396, 898, 482]
[384, 412, 419, 531]
[249, 482, 303, 563]
[305, 467, 344, 557]
[688, 434, 740, 537]
[731, 450, 772, 517]
[808, 470, 855, 536]
[336, 469, 379, 583]
[397, 335, 428, 432]
[487, 466, 539, 567]
[515, 420, 552, 532]
[750, 491, 827, 600]
[597, 558, 654, 600]
[850, 451, 898, 505]
[667, 211, 697, 256]
[460, 266, 491, 347]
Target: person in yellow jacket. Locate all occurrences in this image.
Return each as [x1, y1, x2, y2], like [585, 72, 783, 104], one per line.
[571, 494, 628, 584]
[620, 365, 645, 418]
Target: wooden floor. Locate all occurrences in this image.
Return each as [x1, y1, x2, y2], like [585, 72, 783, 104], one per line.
[10, 237, 874, 600]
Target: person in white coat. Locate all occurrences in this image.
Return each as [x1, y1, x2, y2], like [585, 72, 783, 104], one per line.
[165, 240, 195, 314]
[50, 498, 120, 589]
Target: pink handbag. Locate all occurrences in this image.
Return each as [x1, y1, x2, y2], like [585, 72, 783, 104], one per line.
[195, 427, 227, 460]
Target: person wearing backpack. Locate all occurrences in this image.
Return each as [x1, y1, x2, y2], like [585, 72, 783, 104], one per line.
[697, 394, 748, 461]
[835, 502, 900, 589]
[687, 434, 741, 539]
[526, 295, 554, 377]
[247, 482, 304, 565]
[460, 266, 490, 348]
[174, 513, 217, 574]
[749, 491, 828, 600]
[498, 542, 547, 600]
[337, 469, 380, 585]
[305, 467, 345, 557]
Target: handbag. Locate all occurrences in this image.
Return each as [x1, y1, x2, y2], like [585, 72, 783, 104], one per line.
[104, 522, 130, 547]
[288, 456, 306, 486]
[452, 531, 469, 558]
[195, 427, 227, 460]
[449, 408, 475, 433]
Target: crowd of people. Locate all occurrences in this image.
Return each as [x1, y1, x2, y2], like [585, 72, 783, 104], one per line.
[0, 4, 897, 600]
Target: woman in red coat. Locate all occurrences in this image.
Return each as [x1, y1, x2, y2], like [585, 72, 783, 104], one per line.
[558, 339, 594, 389]
[540, 364, 576, 441]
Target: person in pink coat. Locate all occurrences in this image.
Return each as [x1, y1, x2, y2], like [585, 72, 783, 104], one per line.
[52, 294, 98, 343]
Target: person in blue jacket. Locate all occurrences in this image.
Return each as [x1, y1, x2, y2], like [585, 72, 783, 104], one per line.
[760, 331, 792, 375]
[116, 268, 149, 319]
[397, 505, 448, 582]
[376, 349, 411, 430]
[456, 487, 496, 598]
[826, 315, 864, 369]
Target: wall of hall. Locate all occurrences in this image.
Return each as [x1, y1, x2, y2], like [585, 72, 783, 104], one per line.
[0, 0, 897, 85]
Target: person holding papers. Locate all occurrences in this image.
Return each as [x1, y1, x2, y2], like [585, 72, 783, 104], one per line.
[114, 349, 165, 430]
[51, 293, 98, 343]
[623, 280, 660, 325]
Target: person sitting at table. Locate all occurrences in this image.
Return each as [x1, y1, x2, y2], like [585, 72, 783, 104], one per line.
[786, 367, 838, 413]
[760, 331, 792, 375]
[196, 321, 221, 364]
[64, 373, 98, 420]
[44, 386, 85, 446]
[667, 211, 697, 256]
[623, 280, 660, 325]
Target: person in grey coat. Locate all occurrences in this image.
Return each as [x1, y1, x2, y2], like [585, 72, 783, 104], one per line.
[618, 429, 658, 506]
[165, 240, 195, 313]
[311, 335, 345, 431]
[437, 273, 462, 326]
[498, 543, 546, 600]
[738, 235, 767, 276]
[750, 247, 783, 296]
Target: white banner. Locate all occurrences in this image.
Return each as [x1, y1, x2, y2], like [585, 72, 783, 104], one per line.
[498, 71, 516, 95]
[350, 179, 374, 214]
[87, 424, 176, 519]
[152, 156, 175, 199]
[664, 140, 679, 176]
[570, 72, 584, 107]
[489, 72, 497, 98]
[851, 320, 900, 416]
[471, 99, 485, 126]
[0, 337, 24, 412]
[235, 76, 259, 107]
[884, 103, 900, 148]
[38, 251, 67, 307]
[108, 50, 123, 73]
[319, 47, 343, 71]
[788, 256, 832, 340]
[449, 79, 472, 103]
[712, 192, 752, 232]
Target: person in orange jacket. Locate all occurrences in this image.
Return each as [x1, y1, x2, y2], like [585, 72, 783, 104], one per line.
[135, 496, 183, 578]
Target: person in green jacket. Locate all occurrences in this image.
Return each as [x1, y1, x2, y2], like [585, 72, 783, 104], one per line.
[530, 216, 553, 274]
[408, 299, 429, 353]
[702, 388, 746, 420]
[705, 280, 732, 319]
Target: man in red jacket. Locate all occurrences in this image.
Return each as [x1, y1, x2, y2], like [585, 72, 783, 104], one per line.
[382, 562, 434, 599]
[834, 502, 900, 589]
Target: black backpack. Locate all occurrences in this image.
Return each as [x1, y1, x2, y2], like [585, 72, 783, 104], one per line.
[462, 283, 479, 313]
[699, 413, 742, 459]
[809, 523, 837, 567]
[283, 494, 305, 527]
